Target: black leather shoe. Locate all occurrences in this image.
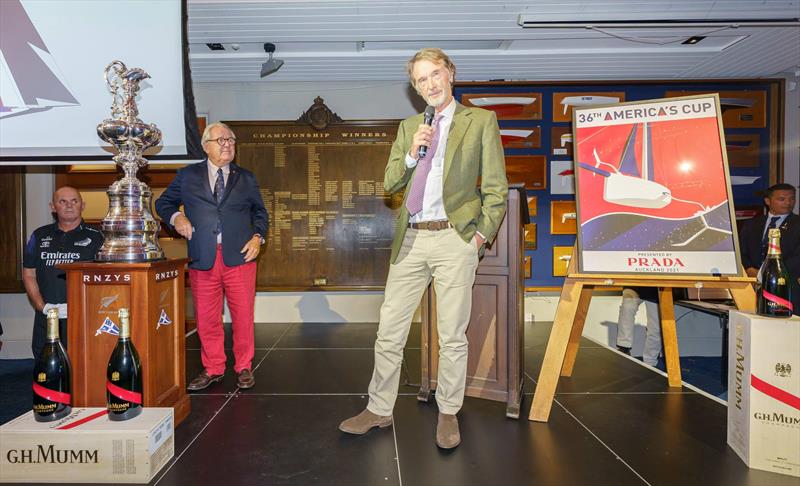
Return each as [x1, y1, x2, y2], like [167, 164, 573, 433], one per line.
[188, 370, 224, 391]
[237, 369, 255, 389]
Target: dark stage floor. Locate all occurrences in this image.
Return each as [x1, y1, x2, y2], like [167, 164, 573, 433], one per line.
[1, 321, 795, 486]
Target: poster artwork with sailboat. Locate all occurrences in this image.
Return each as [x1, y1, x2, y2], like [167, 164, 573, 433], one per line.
[573, 95, 741, 275]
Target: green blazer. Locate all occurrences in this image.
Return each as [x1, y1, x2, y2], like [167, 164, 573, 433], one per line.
[384, 101, 509, 264]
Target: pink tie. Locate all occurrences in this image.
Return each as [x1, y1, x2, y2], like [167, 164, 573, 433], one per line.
[406, 114, 443, 215]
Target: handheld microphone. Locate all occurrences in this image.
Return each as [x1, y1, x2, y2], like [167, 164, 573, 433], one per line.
[417, 105, 436, 159]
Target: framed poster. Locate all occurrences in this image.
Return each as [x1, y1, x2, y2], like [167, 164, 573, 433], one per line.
[573, 94, 741, 275]
[550, 160, 575, 195]
[523, 256, 532, 279]
[462, 92, 542, 120]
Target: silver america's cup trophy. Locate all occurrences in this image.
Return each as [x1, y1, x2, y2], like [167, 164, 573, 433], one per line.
[95, 60, 165, 261]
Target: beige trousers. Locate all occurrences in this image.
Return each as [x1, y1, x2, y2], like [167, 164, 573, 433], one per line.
[367, 227, 479, 416]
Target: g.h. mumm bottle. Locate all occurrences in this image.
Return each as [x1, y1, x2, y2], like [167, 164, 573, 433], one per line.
[32, 308, 72, 422]
[757, 228, 793, 318]
[106, 308, 143, 420]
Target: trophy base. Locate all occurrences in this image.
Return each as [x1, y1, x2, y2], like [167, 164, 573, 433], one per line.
[95, 231, 165, 263]
[95, 253, 166, 263]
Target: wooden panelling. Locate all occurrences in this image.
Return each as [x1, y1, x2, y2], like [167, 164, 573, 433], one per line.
[0, 168, 25, 293]
[228, 118, 400, 290]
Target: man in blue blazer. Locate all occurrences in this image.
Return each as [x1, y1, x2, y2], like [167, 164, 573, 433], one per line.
[739, 183, 799, 315]
[156, 122, 268, 390]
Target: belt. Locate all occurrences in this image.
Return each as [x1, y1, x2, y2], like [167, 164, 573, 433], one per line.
[408, 220, 451, 231]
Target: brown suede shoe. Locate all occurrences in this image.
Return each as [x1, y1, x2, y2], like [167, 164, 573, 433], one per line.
[237, 369, 255, 389]
[436, 413, 461, 449]
[187, 370, 224, 391]
[339, 409, 393, 435]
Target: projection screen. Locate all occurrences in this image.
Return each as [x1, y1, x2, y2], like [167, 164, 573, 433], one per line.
[0, 0, 202, 164]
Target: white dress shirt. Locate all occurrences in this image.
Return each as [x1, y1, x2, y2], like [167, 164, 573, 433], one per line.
[405, 99, 456, 223]
[762, 212, 789, 238]
[171, 160, 231, 243]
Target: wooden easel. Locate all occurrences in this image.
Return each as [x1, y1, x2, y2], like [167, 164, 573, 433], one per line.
[529, 247, 756, 422]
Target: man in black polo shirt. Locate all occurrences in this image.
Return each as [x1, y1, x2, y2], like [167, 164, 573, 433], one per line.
[23, 186, 103, 359]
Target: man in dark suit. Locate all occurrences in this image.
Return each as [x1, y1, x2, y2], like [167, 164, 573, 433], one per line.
[739, 183, 799, 315]
[156, 122, 268, 390]
[339, 48, 508, 449]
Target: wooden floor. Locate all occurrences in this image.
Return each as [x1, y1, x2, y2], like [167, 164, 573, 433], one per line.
[2, 320, 796, 486]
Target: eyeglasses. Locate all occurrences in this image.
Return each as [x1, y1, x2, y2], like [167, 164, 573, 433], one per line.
[209, 137, 237, 146]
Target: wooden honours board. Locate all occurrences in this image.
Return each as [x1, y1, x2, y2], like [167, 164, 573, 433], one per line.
[227, 105, 400, 290]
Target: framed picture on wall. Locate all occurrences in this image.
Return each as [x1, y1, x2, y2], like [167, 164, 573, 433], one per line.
[524, 223, 537, 250]
[505, 155, 546, 190]
[527, 195, 538, 217]
[550, 160, 575, 195]
[550, 201, 577, 235]
[523, 256, 532, 279]
[725, 134, 761, 168]
[551, 126, 573, 156]
[499, 126, 541, 148]
[552, 92, 625, 122]
[552, 246, 572, 276]
[462, 93, 542, 120]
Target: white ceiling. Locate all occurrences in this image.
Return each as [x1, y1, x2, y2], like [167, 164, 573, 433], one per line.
[187, 0, 800, 83]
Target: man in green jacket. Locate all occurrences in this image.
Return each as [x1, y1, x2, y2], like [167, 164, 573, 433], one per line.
[340, 48, 508, 449]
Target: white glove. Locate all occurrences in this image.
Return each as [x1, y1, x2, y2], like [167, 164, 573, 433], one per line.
[42, 303, 58, 316]
[41, 303, 67, 319]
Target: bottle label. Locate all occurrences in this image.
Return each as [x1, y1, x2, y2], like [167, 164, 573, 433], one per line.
[106, 381, 142, 404]
[32, 382, 71, 405]
[762, 290, 793, 312]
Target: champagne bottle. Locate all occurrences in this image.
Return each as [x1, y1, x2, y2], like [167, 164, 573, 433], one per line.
[757, 228, 793, 318]
[106, 308, 143, 420]
[32, 308, 72, 422]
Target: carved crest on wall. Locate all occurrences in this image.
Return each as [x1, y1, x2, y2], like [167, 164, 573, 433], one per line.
[297, 96, 343, 130]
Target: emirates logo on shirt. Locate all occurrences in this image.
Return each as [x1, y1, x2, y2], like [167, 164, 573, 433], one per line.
[39, 251, 82, 267]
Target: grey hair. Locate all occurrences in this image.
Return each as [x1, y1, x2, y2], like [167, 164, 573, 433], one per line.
[201, 122, 235, 145]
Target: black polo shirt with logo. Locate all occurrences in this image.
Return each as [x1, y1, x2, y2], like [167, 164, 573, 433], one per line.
[23, 221, 104, 304]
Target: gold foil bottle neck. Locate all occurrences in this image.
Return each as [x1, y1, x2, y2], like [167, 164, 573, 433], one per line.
[46, 308, 59, 340]
[118, 308, 130, 338]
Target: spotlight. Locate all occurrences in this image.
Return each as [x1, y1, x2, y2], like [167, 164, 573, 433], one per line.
[260, 43, 284, 78]
[682, 36, 706, 45]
